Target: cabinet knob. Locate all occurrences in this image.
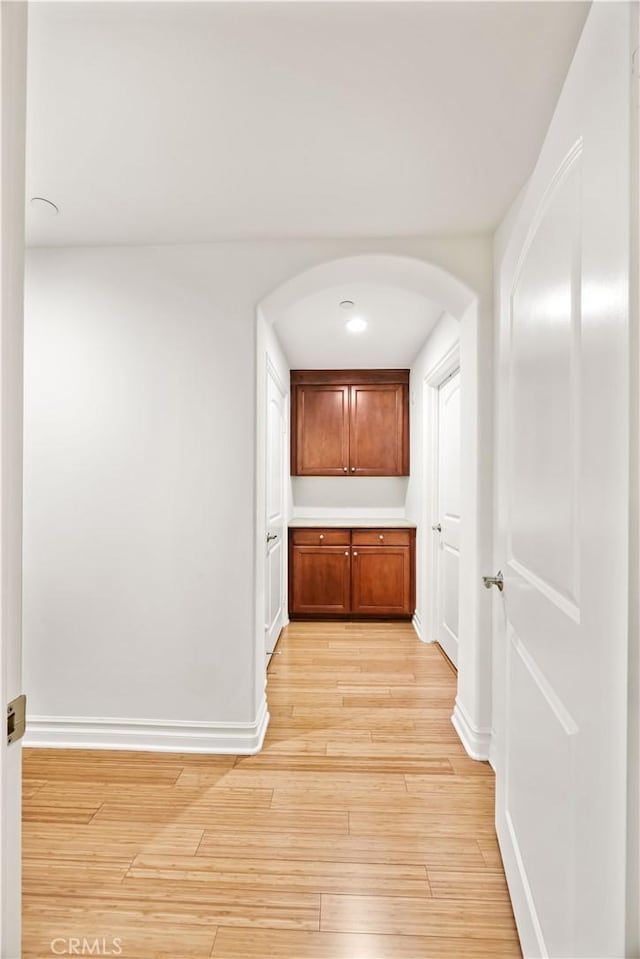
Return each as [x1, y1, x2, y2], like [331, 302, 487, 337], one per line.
[344, 551, 349, 556]
[351, 467, 356, 472]
[343, 466, 348, 472]
[379, 534, 384, 541]
[353, 551, 358, 557]
[319, 534, 324, 540]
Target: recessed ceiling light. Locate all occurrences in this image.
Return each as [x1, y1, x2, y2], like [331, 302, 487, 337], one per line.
[339, 300, 355, 310]
[345, 316, 367, 334]
[30, 196, 59, 216]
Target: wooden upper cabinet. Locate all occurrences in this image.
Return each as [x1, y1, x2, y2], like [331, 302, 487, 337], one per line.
[350, 383, 407, 476]
[291, 370, 409, 477]
[293, 384, 350, 476]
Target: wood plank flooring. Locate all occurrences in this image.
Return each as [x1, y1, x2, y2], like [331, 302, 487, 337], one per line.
[22, 621, 522, 958]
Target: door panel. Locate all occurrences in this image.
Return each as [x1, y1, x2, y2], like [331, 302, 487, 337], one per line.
[291, 546, 351, 615]
[351, 546, 411, 616]
[495, 6, 631, 956]
[294, 385, 349, 475]
[436, 369, 461, 666]
[265, 369, 285, 655]
[503, 119, 604, 959]
[509, 160, 580, 612]
[506, 625, 575, 955]
[349, 384, 407, 475]
[440, 544, 460, 653]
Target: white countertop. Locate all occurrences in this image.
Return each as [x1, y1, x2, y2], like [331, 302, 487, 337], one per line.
[288, 518, 416, 528]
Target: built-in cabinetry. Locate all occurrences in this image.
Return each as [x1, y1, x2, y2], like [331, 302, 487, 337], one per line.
[289, 527, 416, 619]
[291, 370, 409, 476]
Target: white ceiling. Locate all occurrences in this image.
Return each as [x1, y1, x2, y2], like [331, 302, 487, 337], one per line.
[26, 1, 589, 247]
[274, 283, 443, 368]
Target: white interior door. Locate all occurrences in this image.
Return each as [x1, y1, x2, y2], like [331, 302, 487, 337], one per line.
[265, 366, 285, 658]
[435, 368, 461, 666]
[0, 4, 27, 956]
[495, 5, 631, 957]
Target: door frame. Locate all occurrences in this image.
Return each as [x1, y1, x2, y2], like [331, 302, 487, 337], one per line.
[628, 2, 640, 951]
[258, 254, 492, 762]
[423, 343, 461, 652]
[264, 354, 288, 659]
[254, 307, 290, 716]
[0, 4, 28, 955]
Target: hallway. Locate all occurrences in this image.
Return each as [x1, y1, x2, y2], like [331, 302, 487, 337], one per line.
[22, 622, 521, 957]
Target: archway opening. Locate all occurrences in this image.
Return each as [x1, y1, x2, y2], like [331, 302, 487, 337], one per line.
[255, 253, 491, 760]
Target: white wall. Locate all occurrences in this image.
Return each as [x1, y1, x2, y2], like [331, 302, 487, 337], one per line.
[406, 312, 460, 636]
[291, 477, 408, 516]
[23, 235, 492, 751]
[406, 297, 495, 762]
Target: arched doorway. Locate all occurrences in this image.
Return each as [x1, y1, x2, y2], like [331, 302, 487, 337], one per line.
[255, 253, 493, 760]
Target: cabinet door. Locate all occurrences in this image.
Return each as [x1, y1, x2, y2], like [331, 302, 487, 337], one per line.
[351, 546, 412, 616]
[293, 385, 350, 475]
[349, 384, 408, 475]
[290, 546, 351, 615]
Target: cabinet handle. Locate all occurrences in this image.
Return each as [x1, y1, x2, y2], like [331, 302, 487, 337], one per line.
[343, 466, 348, 472]
[344, 551, 349, 556]
[319, 534, 324, 540]
[351, 467, 356, 472]
[379, 534, 384, 541]
[353, 551, 358, 557]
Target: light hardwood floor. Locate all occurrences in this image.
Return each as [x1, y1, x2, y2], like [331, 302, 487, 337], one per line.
[22, 621, 522, 958]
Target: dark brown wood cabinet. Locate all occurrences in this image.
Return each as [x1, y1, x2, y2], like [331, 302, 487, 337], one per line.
[293, 384, 350, 476]
[291, 370, 409, 477]
[289, 527, 415, 619]
[350, 528, 413, 616]
[290, 546, 351, 615]
[351, 547, 412, 616]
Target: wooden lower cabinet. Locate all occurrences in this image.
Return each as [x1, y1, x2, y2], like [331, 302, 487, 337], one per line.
[289, 527, 415, 619]
[351, 546, 412, 616]
[290, 546, 351, 615]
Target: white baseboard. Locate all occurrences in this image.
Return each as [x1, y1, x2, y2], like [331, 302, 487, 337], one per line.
[451, 698, 492, 761]
[412, 611, 436, 644]
[24, 697, 270, 755]
[488, 728, 498, 772]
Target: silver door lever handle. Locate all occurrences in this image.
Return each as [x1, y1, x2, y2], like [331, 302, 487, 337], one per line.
[432, 524, 442, 533]
[483, 571, 504, 592]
